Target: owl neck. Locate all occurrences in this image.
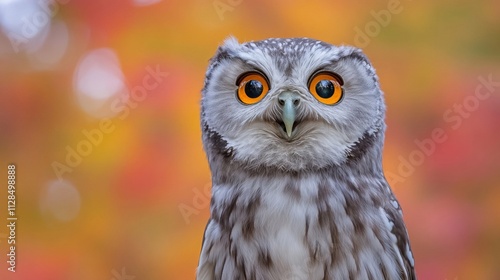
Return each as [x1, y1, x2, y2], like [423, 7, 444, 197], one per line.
[203, 124, 386, 186]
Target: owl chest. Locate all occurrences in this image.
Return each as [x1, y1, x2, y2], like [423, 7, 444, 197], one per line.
[251, 193, 322, 279]
[210, 178, 399, 279]
[220, 181, 337, 279]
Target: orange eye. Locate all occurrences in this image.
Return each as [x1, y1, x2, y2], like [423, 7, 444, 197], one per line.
[308, 72, 344, 105]
[236, 72, 269, 105]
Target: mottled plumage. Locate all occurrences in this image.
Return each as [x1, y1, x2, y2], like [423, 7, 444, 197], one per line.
[197, 37, 416, 279]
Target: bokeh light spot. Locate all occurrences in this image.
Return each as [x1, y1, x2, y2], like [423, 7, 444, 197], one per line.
[0, 0, 52, 53]
[40, 180, 81, 222]
[73, 48, 128, 118]
[29, 20, 69, 68]
[131, 0, 162, 7]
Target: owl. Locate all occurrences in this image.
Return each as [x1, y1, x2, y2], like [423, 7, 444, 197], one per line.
[197, 37, 416, 280]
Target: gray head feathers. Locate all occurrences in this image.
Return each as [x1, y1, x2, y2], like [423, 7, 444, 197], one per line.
[201, 36, 386, 174]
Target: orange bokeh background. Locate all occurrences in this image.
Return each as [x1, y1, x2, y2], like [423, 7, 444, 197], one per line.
[0, 0, 499, 279]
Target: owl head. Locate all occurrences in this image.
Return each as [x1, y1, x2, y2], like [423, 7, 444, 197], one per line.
[201, 37, 386, 174]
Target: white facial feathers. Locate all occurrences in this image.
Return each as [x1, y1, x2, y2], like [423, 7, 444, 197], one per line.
[202, 37, 386, 172]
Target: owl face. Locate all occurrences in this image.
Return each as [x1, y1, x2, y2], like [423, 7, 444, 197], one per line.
[202, 37, 385, 172]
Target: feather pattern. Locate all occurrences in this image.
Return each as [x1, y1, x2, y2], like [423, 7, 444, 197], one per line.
[197, 37, 416, 279]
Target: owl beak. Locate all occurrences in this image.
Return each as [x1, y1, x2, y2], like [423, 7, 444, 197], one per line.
[278, 92, 300, 138]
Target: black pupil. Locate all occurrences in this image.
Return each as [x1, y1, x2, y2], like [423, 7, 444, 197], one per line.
[316, 80, 334, 98]
[245, 80, 263, 98]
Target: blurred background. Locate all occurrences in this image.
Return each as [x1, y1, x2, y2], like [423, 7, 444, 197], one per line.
[0, 0, 499, 279]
